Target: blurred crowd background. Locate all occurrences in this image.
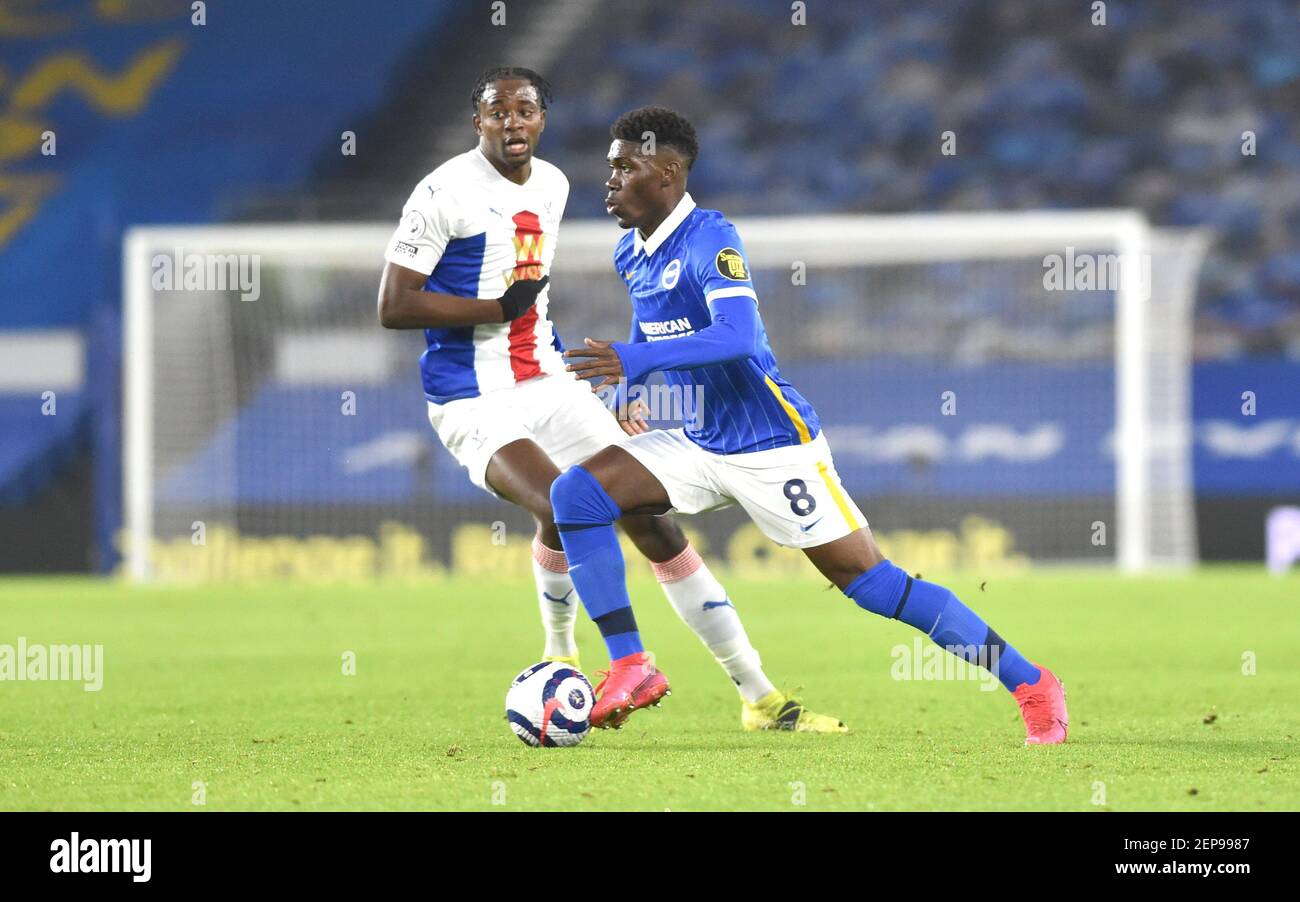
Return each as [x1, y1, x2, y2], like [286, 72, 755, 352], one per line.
[536, 0, 1300, 359]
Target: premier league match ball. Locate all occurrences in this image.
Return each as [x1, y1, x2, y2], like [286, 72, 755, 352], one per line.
[505, 662, 596, 748]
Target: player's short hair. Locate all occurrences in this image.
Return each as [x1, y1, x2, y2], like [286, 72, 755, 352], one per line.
[611, 106, 699, 170]
[471, 67, 553, 111]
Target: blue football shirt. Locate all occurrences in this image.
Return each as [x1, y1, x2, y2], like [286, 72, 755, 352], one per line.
[612, 194, 821, 454]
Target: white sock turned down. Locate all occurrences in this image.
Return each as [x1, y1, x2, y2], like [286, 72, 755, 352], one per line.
[532, 537, 578, 660]
[652, 544, 776, 704]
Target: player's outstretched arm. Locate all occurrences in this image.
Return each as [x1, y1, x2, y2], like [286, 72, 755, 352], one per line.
[378, 262, 547, 329]
[565, 295, 759, 390]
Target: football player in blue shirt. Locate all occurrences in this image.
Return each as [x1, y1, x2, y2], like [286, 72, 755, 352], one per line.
[381, 72, 844, 735]
[554, 106, 1069, 743]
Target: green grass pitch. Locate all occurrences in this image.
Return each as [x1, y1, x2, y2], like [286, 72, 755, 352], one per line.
[1, 568, 1296, 811]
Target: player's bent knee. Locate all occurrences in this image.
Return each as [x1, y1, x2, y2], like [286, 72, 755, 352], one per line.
[550, 465, 623, 528]
[619, 513, 688, 562]
[533, 516, 561, 549]
[842, 559, 911, 618]
[503, 487, 553, 525]
[528, 495, 556, 526]
[620, 511, 683, 541]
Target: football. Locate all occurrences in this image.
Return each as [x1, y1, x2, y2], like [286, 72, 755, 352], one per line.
[505, 662, 596, 747]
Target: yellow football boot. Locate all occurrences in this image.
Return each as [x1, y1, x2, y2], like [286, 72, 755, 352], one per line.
[742, 689, 848, 733]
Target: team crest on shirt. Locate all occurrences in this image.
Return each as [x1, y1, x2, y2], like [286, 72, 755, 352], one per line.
[715, 247, 748, 280]
[661, 258, 682, 289]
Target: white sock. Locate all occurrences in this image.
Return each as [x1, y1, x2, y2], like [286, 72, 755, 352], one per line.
[652, 544, 776, 704]
[532, 537, 578, 659]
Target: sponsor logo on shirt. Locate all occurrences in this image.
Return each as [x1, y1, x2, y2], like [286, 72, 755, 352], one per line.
[505, 210, 545, 285]
[393, 241, 419, 258]
[640, 316, 695, 339]
[715, 247, 748, 280]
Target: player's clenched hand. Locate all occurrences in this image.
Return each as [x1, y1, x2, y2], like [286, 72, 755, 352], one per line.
[565, 338, 624, 391]
[497, 275, 549, 322]
[618, 397, 650, 436]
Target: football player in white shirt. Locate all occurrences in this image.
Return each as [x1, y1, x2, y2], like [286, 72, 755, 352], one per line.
[377, 68, 843, 732]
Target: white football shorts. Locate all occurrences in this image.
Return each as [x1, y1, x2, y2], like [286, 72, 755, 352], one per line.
[617, 427, 867, 549]
[427, 374, 627, 497]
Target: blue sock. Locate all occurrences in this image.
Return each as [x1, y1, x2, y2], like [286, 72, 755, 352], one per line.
[550, 466, 644, 661]
[843, 559, 1040, 692]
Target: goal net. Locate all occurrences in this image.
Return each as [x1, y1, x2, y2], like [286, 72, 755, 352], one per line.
[122, 212, 1208, 581]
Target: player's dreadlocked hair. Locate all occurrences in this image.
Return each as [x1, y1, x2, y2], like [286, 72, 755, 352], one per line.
[470, 66, 553, 111]
[611, 106, 699, 170]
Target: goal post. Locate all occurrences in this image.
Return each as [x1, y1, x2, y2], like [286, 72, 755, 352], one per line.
[122, 211, 1206, 582]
